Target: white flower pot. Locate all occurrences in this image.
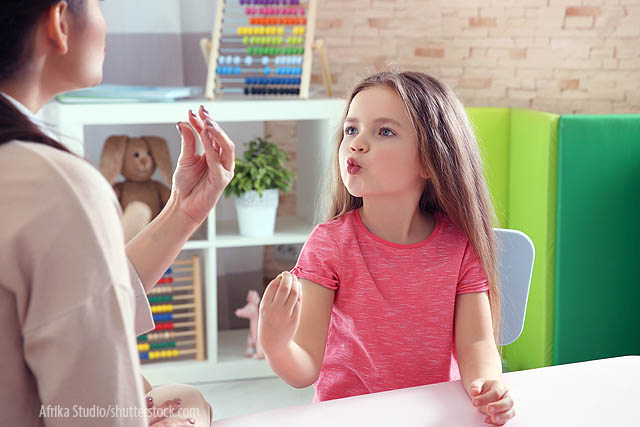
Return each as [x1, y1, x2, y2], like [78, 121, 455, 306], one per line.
[234, 189, 279, 237]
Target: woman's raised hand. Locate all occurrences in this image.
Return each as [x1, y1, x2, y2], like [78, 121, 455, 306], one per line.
[172, 105, 235, 227]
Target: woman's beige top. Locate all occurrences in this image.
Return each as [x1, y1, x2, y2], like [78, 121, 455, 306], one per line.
[0, 95, 155, 426]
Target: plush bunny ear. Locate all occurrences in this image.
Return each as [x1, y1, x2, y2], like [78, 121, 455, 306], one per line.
[99, 135, 128, 185]
[143, 136, 174, 186]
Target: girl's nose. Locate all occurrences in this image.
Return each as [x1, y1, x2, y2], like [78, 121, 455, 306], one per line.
[349, 138, 368, 153]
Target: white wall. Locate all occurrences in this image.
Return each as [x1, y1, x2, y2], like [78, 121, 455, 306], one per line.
[100, 0, 214, 34]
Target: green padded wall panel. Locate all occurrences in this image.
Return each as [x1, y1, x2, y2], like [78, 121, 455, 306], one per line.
[553, 115, 640, 365]
[466, 108, 511, 228]
[502, 109, 558, 370]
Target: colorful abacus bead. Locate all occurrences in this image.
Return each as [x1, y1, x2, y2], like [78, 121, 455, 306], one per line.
[154, 322, 174, 331]
[151, 304, 173, 314]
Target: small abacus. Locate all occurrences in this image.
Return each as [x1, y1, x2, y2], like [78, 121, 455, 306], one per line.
[204, 0, 326, 99]
[137, 256, 206, 363]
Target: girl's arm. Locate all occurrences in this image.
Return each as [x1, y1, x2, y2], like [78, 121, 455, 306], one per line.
[259, 272, 334, 388]
[454, 291, 502, 391]
[455, 291, 515, 425]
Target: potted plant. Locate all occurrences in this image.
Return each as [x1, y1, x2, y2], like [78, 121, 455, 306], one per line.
[224, 135, 295, 237]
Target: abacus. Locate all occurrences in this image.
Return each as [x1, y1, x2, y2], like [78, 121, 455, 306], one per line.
[203, 0, 327, 99]
[137, 256, 206, 363]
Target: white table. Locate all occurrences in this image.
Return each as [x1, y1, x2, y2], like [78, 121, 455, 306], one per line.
[215, 356, 640, 426]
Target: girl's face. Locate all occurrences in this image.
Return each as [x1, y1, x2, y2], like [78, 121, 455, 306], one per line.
[339, 86, 426, 199]
[51, 0, 107, 92]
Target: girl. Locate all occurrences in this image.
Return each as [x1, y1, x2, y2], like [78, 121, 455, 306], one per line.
[258, 71, 515, 426]
[0, 1, 234, 425]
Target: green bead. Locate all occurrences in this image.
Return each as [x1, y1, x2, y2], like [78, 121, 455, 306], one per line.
[150, 341, 176, 350]
[137, 334, 147, 342]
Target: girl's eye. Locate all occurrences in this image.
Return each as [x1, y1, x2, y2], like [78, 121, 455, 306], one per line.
[134, 152, 140, 158]
[380, 127, 394, 137]
[344, 126, 357, 136]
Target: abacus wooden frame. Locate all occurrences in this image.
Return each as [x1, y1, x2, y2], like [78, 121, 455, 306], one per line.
[204, 0, 318, 100]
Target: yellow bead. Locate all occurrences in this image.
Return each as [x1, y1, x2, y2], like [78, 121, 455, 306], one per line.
[278, 26, 284, 35]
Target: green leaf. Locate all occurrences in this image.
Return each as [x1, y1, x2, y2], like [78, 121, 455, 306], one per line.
[225, 134, 295, 198]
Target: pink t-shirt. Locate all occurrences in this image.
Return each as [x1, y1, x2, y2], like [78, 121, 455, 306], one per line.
[291, 209, 489, 402]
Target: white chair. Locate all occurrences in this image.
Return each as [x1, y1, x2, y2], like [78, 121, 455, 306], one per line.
[494, 228, 535, 346]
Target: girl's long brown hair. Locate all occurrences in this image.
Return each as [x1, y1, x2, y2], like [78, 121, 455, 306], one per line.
[326, 71, 501, 343]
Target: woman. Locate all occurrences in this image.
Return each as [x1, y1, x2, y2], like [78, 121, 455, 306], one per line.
[0, 1, 234, 425]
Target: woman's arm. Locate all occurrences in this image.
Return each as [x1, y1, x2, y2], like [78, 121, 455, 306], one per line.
[126, 195, 198, 293]
[259, 272, 334, 388]
[127, 106, 235, 293]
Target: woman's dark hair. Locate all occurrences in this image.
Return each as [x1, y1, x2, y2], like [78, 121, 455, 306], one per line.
[0, 0, 85, 151]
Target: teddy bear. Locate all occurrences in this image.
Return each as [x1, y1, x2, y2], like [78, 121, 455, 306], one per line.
[99, 135, 174, 242]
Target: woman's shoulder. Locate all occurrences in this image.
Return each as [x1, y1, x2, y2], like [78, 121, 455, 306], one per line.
[0, 141, 119, 212]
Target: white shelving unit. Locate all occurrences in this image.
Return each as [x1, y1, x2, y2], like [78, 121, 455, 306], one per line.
[42, 97, 346, 385]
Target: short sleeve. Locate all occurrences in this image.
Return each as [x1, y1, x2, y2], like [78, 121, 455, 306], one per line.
[456, 241, 489, 295]
[127, 258, 155, 336]
[291, 224, 341, 290]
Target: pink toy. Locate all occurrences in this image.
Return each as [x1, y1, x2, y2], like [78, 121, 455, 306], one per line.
[235, 290, 265, 359]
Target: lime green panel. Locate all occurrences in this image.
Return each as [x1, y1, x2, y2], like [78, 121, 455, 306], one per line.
[501, 109, 559, 371]
[466, 108, 511, 227]
[554, 115, 640, 365]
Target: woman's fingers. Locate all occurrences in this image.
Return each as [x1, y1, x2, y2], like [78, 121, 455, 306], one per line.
[147, 398, 180, 424]
[199, 127, 221, 168]
[198, 106, 235, 172]
[176, 122, 196, 162]
[151, 418, 196, 426]
[188, 109, 203, 134]
[202, 118, 221, 153]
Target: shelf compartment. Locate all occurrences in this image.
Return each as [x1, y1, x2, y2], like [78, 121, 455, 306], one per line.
[215, 216, 313, 248]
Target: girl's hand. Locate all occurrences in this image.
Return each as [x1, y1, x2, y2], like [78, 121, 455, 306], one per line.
[172, 105, 235, 227]
[258, 272, 302, 354]
[469, 379, 515, 425]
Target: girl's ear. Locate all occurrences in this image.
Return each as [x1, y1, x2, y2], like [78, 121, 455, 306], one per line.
[46, 1, 70, 54]
[420, 169, 430, 180]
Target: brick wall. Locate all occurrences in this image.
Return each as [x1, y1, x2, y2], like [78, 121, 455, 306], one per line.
[311, 0, 640, 114]
[264, 0, 639, 276]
